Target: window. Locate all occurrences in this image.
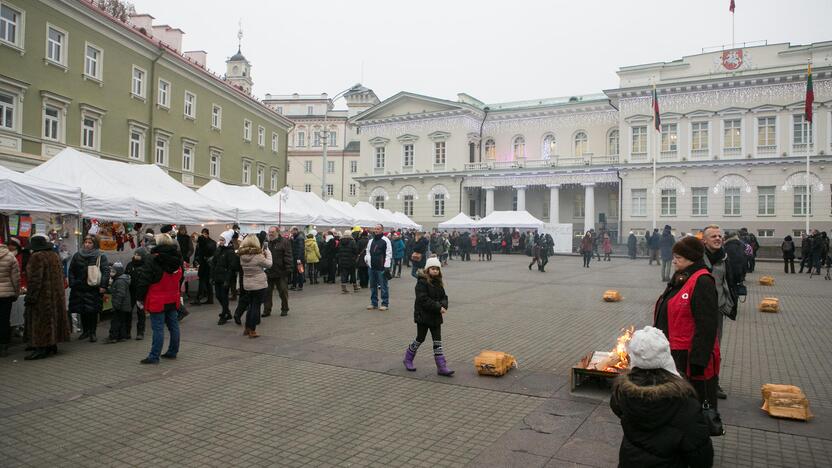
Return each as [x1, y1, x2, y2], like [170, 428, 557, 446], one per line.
[276, 106, 283, 114]
[403, 194, 414, 216]
[209, 152, 220, 178]
[723, 119, 742, 149]
[573, 193, 584, 218]
[297, 131, 306, 147]
[793, 114, 813, 147]
[691, 122, 709, 151]
[325, 184, 334, 197]
[304, 160, 312, 173]
[485, 139, 496, 160]
[794, 186, 812, 216]
[307, 105, 313, 115]
[154, 136, 168, 166]
[131, 66, 146, 98]
[242, 160, 251, 185]
[691, 187, 708, 216]
[153, 79, 170, 109]
[304, 184, 312, 193]
[757, 229, 774, 238]
[724, 187, 741, 216]
[375, 146, 385, 169]
[374, 195, 385, 210]
[270, 169, 279, 191]
[0, 92, 15, 129]
[243, 120, 252, 141]
[512, 193, 518, 211]
[184, 91, 196, 118]
[660, 189, 677, 216]
[81, 117, 97, 150]
[46, 25, 66, 65]
[757, 116, 776, 151]
[757, 186, 775, 215]
[349, 183, 357, 197]
[433, 193, 445, 216]
[256, 165, 264, 188]
[84, 43, 102, 80]
[608, 192, 619, 218]
[327, 161, 335, 174]
[181, 143, 193, 172]
[272, 133, 278, 151]
[631, 126, 647, 154]
[350, 160, 358, 173]
[328, 131, 337, 147]
[313, 131, 321, 147]
[211, 104, 222, 129]
[660, 124, 677, 152]
[631, 189, 647, 216]
[607, 130, 619, 155]
[42, 106, 60, 141]
[403, 144, 414, 167]
[434, 141, 446, 164]
[513, 136, 525, 159]
[258, 126, 265, 147]
[1, 4, 23, 47]
[129, 129, 145, 160]
[574, 131, 588, 156]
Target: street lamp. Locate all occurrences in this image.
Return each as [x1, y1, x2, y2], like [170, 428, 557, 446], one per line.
[321, 84, 358, 200]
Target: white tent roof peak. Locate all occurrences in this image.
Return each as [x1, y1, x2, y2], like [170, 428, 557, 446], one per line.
[0, 164, 82, 214]
[476, 210, 544, 229]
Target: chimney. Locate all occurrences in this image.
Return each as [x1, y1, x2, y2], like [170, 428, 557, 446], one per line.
[128, 13, 154, 33]
[183, 50, 207, 67]
[151, 25, 184, 52]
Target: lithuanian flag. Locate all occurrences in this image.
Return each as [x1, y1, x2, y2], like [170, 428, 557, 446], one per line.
[805, 63, 814, 122]
[652, 86, 661, 131]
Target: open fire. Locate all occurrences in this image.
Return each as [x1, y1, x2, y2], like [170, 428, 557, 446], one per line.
[587, 325, 636, 373]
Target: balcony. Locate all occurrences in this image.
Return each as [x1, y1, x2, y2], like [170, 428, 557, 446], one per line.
[433, 163, 447, 171]
[792, 143, 809, 155]
[493, 159, 525, 169]
[373, 167, 385, 175]
[630, 152, 648, 162]
[592, 154, 619, 165]
[659, 150, 679, 161]
[461, 154, 621, 172]
[464, 161, 491, 171]
[401, 165, 414, 173]
[723, 147, 742, 159]
[691, 148, 709, 159]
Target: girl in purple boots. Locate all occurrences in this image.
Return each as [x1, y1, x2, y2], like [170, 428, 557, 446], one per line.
[404, 257, 453, 376]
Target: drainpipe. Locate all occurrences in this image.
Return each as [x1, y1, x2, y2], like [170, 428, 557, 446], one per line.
[458, 175, 465, 214]
[146, 47, 165, 164]
[478, 106, 490, 162]
[616, 169, 624, 243]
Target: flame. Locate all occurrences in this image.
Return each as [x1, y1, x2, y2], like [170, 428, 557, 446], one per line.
[608, 325, 635, 371]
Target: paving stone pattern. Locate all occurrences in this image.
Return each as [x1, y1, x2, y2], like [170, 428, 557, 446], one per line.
[1, 255, 830, 466]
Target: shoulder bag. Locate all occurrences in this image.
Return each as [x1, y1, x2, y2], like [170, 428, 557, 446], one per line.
[702, 400, 725, 437]
[86, 256, 102, 287]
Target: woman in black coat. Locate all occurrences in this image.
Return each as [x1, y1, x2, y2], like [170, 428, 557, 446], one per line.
[781, 235, 796, 274]
[410, 232, 430, 278]
[337, 230, 358, 292]
[68, 235, 110, 342]
[403, 257, 453, 376]
[322, 233, 338, 284]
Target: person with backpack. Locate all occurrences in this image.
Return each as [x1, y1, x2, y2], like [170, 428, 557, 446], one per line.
[781, 235, 796, 274]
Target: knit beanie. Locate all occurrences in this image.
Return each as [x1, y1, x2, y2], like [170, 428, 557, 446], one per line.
[627, 326, 679, 376]
[672, 236, 704, 262]
[425, 257, 442, 271]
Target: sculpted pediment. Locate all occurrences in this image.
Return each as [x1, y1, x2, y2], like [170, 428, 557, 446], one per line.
[352, 92, 467, 122]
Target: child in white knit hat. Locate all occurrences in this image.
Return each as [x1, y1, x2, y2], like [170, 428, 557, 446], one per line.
[403, 257, 453, 376]
[610, 326, 714, 467]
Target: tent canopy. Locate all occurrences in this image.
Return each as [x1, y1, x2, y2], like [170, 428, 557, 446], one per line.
[197, 179, 286, 224]
[273, 188, 352, 227]
[27, 148, 236, 224]
[437, 212, 477, 230]
[0, 164, 82, 214]
[476, 210, 545, 229]
[354, 202, 396, 228]
[326, 198, 377, 227]
[392, 211, 421, 230]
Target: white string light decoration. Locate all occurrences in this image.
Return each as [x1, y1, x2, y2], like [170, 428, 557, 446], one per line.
[369, 186, 389, 202]
[396, 185, 419, 200]
[781, 172, 824, 192]
[653, 176, 687, 196]
[427, 184, 451, 200]
[712, 174, 751, 194]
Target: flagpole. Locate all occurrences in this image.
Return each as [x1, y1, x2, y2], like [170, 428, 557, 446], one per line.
[731, 9, 735, 49]
[805, 60, 812, 234]
[651, 82, 658, 231]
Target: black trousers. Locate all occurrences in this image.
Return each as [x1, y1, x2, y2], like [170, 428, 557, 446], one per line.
[234, 288, 251, 320]
[415, 323, 441, 343]
[0, 297, 12, 345]
[784, 258, 795, 273]
[80, 311, 98, 335]
[340, 268, 356, 285]
[392, 259, 403, 277]
[135, 305, 146, 336]
[265, 276, 289, 314]
[108, 308, 132, 340]
[245, 289, 265, 330]
[357, 266, 369, 288]
[215, 283, 230, 318]
[197, 265, 213, 303]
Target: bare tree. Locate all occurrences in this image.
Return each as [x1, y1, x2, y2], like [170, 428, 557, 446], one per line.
[96, 0, 135, 22]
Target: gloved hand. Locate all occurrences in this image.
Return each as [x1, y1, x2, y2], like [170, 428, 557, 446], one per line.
[136, 301, 144, 310]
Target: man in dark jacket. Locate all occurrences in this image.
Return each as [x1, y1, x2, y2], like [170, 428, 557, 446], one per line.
[191, 228, 216, 305]
[264, 227, 293, 316]
[364, 224, 392, 311]
[627, 231, 637, 259]
[799, 233, 811, 273]
[810, 229, 824, 275]
[176, 226, 194, 264]
[702, 225, 736, 400]
[337, 229, 359, 293]
[125, 248, 148, 340]
[212, 231, 240, 324]
[723, 231, 747, 285]
[648, 228, 660, 265]
[658, 226, 675, 282]
[289, 227, 306, 291]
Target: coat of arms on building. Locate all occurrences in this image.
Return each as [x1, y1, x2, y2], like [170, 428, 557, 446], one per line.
[721, 49, 743, 70]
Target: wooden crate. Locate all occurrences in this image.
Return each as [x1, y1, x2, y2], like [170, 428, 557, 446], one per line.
[602, 290, 622, 302]
[759, 297, 780, 313]
[759, 276, 775, 286]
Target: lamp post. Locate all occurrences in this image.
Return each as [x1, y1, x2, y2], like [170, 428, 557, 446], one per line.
[321, 85, 357, 200]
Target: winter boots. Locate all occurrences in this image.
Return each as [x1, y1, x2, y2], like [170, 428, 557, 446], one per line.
[404, 340, 454, 376]
[403, 348, 417, 371]
[353, 284, 360, 292]
[434, 355, 454, 376]
[341, 284, 349, 294]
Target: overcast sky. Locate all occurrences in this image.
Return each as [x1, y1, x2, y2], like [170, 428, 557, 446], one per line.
[131, 0, 829, 106]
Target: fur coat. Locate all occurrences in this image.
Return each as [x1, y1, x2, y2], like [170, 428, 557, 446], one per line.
[25, 250, 70, 347]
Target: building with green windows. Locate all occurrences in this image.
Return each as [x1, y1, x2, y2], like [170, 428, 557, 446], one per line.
[0, 0, 292, 192]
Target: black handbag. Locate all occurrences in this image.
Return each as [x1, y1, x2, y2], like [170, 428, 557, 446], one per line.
[384, 268, 393, 280]
[702, 400, 725, 436]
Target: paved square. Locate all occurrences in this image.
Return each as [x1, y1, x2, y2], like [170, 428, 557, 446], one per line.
[1, 255, 830, 467]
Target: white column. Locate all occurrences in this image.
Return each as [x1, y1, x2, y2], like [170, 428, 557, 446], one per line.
[583, 182, 595, 233]
[547, 184, 560, 223]
[484, 186, 495, 215]
[513, 185, 527, 211]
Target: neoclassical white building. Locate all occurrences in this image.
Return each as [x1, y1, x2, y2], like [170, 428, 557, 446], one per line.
[350, 41, 832, 242]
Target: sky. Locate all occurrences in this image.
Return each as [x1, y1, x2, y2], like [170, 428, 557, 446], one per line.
[130, 0, 830, 106]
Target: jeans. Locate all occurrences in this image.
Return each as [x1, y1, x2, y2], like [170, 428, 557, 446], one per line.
[265, 276, 289, 314]
[245, 288, 265, 330]
[392, 258, 403, 277]
[582, 252, 592, 267]
[147, 308, 180, 362]
[661, 259, 672, 281]
[214, 283, 230, 318]
[369, 269, 389, 307]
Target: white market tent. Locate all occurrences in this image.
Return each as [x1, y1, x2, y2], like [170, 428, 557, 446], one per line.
[27, 148, 236, 224]
[326, 198, 376, 227]
[378, 208, 408, 229]
[437, 212, 477, 230]
[273, 188, 352, 227]
[197, 179, 287, 225]
[0, 164, 82, 214]
[476, 210, 545, 229]
[354, 201, 396, 227]
[392, 211, 422, 230]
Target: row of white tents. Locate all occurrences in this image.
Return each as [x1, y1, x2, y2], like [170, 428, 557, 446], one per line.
[438, 211, 546, 230]
[1, 148, 422, 230]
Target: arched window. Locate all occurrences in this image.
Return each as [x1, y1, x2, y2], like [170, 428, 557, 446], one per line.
[542, 134, 556, 160]
[484, 139, 496, 160]
[512, 136, 525, 160]
[607, 130, 619, 156]
[574, 131, 588, 157]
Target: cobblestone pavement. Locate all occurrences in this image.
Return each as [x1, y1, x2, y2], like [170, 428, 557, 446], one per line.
[1, 254, 830, 467]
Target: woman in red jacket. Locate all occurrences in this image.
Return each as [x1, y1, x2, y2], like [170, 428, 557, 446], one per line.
[135, 234, 183, 364]
[653, 236, 720, 409]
